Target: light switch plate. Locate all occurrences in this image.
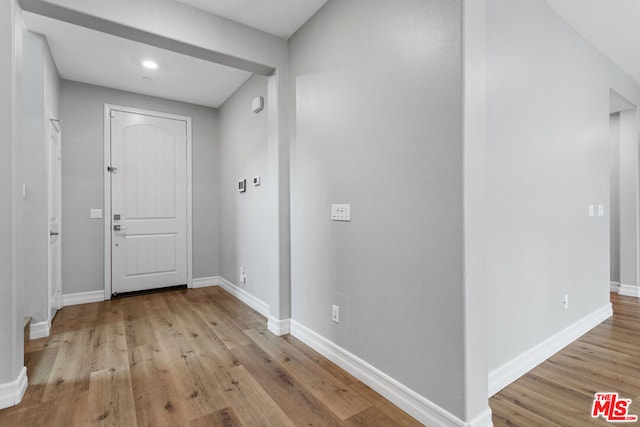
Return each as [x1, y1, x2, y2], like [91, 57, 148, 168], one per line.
[588, 204, 595, 217]
[331, 204, 351, 221]
[90, 209, 103, 219]
[597, 204, 605, 217]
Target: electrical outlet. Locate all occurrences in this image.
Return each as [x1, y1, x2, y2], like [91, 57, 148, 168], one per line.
[240, 266, 246, 284]
[332, 305, 339, 323]
[563, 294, 569, 309]
[331, 204, 351, 222]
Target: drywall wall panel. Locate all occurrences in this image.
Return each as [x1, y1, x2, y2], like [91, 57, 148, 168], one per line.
[290, 0, 467, 419]
[486, 0, 640, 374]
[218, 74, 269, 303]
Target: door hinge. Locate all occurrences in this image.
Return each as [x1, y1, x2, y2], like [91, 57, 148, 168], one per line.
[107, 166, 118, 173]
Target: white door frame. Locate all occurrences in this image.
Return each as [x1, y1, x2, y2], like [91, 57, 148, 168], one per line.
[103, 104, 193, 300]
[48, 112, 63, 316]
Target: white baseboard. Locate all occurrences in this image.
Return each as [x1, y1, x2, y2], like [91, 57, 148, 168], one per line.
[62, 290, 105, 307]
[216, 277, 269, 318]
[192, 276, 219, 288]
[30, 318, 51, 339]
[488, 303, 613, 396]
[0, 367, 27, 410]
[290, 320, 490, 427]
[268, 316, 290, 336]
[618, 284, 640, 298]
[610, 281, 620, 293]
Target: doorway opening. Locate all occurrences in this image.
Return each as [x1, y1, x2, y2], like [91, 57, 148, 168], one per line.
[609, 89, 639, 298]
[103, 105, 193, 299]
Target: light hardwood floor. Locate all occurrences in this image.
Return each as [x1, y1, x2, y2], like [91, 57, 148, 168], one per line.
[0, 286, 422, 426]
[491, 293, 640, 426]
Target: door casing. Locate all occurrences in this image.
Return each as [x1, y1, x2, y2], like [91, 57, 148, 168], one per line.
[48, 113, 62, 318]
[103, 104, 193, 299]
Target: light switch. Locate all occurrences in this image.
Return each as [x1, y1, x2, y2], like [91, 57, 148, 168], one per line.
[90, 209, 103, 219]
[331, 204, 351, 222]
[597, 204, 605, 217]
[588, 204, 595, 217]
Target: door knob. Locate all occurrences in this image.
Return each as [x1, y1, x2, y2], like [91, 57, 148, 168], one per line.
[50, 231, 59, 236]
[114, 225, 128, 231]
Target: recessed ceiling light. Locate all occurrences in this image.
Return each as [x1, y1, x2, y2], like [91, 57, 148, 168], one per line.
[142, 60, 158, 70]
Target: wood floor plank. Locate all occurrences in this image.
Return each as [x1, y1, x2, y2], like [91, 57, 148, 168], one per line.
[244, 328, 371, 420]
[346, 406, 408, 427]
[191, 302, 253, 350]
[154, 336, 231, 421]
[0, 286, 421, 427]
[348, 382, 423, 427]
[91, 320, 129, 372]
[490, 293, 640, 425]
[189, 406, 243, 427]
[87, 366, 138, 426]
[122, 297, 159, 350]
[231, 341, 348, 427]
[40, 329, 94, 402]
[219, 365, 296, 427]
[282, 334, 360, 386]
[128, 343, 194, 426]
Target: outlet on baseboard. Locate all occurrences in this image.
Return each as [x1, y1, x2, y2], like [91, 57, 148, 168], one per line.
[332, 304, 340, 323]
[563, 294, 569, 309]
[240, 266, 246, 284]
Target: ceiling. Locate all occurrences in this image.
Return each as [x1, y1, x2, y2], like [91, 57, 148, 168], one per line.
[175, 0, 328, 39]
[22, 1, 639, 109]
[23, 12, 252, 109]
[546, 0, 640, 85]
[22, 0, 328, 109]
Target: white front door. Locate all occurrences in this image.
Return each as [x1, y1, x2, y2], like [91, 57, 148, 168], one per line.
[48, 118, 62, 318]
[110, 110, 188, 294]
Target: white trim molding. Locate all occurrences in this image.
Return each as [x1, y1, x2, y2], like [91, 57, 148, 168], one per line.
[610, 281, 620, 293]
[216, 277, 269, 318]
[290, 320, 489, 427]
[30, 318, 52, 339]
[63, 290, 105, 307]
[0, 367, 27, 410]
[192, 276, 219, 289]
[488, 303, 613, 396]
[267, 316, 290, 336]
[618, 284, 640, 298]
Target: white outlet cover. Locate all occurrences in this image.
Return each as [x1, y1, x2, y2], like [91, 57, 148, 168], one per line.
[331, 204, 351, 222]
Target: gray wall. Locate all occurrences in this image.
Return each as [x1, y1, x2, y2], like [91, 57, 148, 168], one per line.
[609, 113, 620, 283]
[22, 31, 47, 323]
[289, 0, 468, 419]
[22, 31, 60, 324]
[60, 80, 220, 295]
[486, 0, 640, 373]
[218, 74, 269, 302]
[0, 0, 24, 386]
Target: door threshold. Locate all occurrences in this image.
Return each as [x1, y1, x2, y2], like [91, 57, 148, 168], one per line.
[112, 284, 187, 299]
